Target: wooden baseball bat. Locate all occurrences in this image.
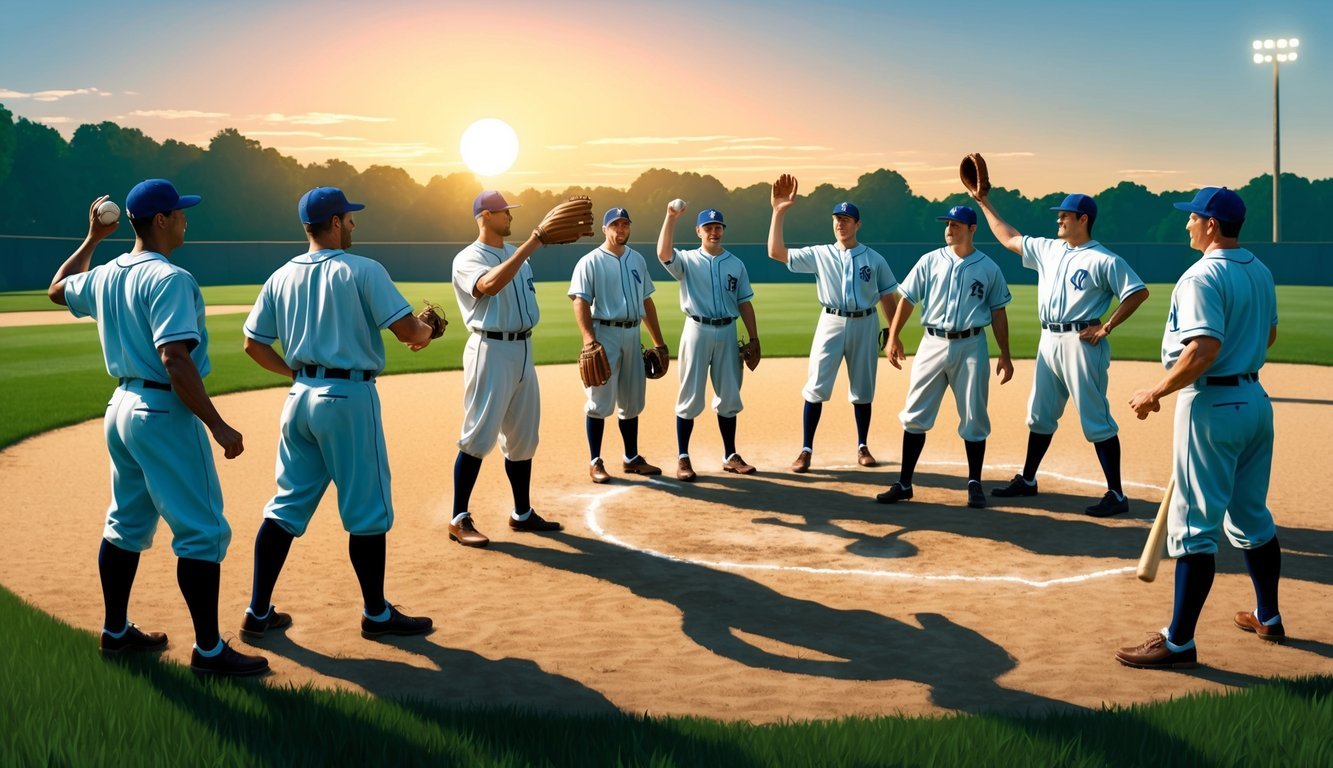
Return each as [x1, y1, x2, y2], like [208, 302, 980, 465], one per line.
[1136, 474, 1175, 582]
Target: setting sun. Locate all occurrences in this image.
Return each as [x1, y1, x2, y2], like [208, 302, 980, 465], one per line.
[459, 118, 519, 177]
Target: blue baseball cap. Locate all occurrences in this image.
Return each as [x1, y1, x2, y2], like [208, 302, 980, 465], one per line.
[126, 179, 201, 219]
[936, 205, 977, 226]
[1173, 186, 1246, 223]
[696, 208, 725, 227]
[603, 207, 631, 226]
[832, 201, 860, 221]
[473, 190, 520, 218]
[1050, 193, 1097, 224]
[298, 187, 365, 225]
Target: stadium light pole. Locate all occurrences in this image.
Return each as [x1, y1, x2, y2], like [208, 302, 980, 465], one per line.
[1253, 37, 1299, 242]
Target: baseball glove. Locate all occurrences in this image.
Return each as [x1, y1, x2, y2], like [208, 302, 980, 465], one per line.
[418, 300, 448, 339]
[643, 345, 669, 379]
[738, 337, 761, 372]
[534, 196, 595, 245]
[878, 327, 889, 352]
[960, 152, 990, 197]
[579, 341, 612, 388]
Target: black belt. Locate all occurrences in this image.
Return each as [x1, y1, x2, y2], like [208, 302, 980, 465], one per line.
[119, 377, 171, 391]
[1204, 372, 1259, 386]
[924, 327, 982, 340]
[597, 319, 640, 328]
[1042, 320, 1101, 333]
[474, 329, 532, 341]
[824, 307, 875, 318]
[689, 315, 734, 326]
[300, 365, 376, 382]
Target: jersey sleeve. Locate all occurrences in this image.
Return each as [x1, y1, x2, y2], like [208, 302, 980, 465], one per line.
[63, 270, 95, 319]
[897, 257, 927, 305]
[1019, 236, 1046, 272]
[785, 246, 819, 275]
[640, 255, 656, 299]
[360, 260, 412, 329]
[1172, 275, 1225, 344]
[568, 255, 593, 302]
[147, 271, 203, 349]
[451, 248, 490, 307]
[661, 249, 686, 280]
[736, 262, 754, 303]
[243, 281, 279, 343]
[1102, 255, 1146, 300]
[988, 263, 1012, 310]
[875, 256, 899, 296]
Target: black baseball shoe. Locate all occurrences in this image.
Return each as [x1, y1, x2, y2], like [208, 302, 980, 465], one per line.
[190, 641, 269, 676]
[875, 482, 913, 504]
[362, 605, 433, 639]
[100, 623, 168, 656]
[967, 481, 987, 509]
[240, 605, 293, 641]
[1086, 491, 1129, 518]
[991, 473, 1038, 497]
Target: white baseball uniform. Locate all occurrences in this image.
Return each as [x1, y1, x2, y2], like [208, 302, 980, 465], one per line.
[898, 247, 1011, 441]
[452, 241, 541, 460]
[786, 243, 898, 403]
[1162, 248, 1277, 557]
[661, 247, 753, 419]
[1020, 236, 1145, 442]
[568, 246, 656, 419]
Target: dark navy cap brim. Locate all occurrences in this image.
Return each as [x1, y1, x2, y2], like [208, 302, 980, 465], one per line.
[176, 195, 202, 210]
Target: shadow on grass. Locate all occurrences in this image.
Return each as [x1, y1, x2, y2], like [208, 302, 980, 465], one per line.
[491, 531, 1075, 717]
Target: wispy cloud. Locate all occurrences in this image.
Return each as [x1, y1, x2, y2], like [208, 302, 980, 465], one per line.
[724, 136, 780, 143]
[585, 135, 733, 146]
[127, 109, 228, 119]
[702, 145, 830, 153]
[33, 116, 73, 125]
[245, 130, 324, 138]
[591, 154, 840, 166]
[1119, 169, 1181, 175]
[261, 112, 394, 125]
[0, 86, 104, 102]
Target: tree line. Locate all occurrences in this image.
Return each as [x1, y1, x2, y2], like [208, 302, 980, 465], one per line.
[2, 104, 1330, 244]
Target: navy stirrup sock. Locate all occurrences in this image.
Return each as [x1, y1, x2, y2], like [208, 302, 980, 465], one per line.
[453, 451, 483, 516]
[801, 401, 823, 449]
[349, 533, 387, 616]
[586, 416, 605, 460]
[1167, 553, 1216, 644]
[900, 431, 926, 485]
[249, 519, 294, 615]
[1022, 431, 1054, 480]
[98, 539, 140, 633]
[504, 458, 532, 513]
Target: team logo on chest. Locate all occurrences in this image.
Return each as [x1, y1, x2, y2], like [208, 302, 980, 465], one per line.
[632, 268, 641, 284]
[969, 279, 985, 299]
[527, 277, 535, 292]
[726, 275, 738, 293]
[1069, 269, 1090, 291]
[858, 265, 872, 282]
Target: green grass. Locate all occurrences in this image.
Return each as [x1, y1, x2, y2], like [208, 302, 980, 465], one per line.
[3, 585, 1331, 767]
[3, 282, 1333, 764]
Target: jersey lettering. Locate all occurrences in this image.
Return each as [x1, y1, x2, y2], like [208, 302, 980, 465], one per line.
[1070, 269, 1090, 291]
[859, 265, 872, 282]
[632, 268, 641, 284]
[727, 275, 738, 293]
[970, 279, 985, 299]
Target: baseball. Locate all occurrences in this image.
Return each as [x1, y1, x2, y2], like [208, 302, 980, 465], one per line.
[96, 200, 120, 226]
[669, 198, 686, 213]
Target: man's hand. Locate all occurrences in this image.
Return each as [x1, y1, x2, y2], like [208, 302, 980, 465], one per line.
[210, 422, 245, 459]
[887, 337, 906, 370]
[1129, 389, 1162, 420]
[996, 354, 1014, 384]
[1080, 324, 1111, 346]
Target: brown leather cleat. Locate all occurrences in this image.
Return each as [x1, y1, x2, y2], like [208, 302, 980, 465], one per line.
[622, 456, 662, 475]
[448, 515, 490, 548]
[589, 458, 611, 484]
[1114, 632, 1198, 669]
[723, 453, 756, 475]
[790, 449, 811, 473]
[1234, 611, 1286, 643]
[509, 509, 562, 533]
[677, 456, 696, 482]
[857, 446, 878, 467]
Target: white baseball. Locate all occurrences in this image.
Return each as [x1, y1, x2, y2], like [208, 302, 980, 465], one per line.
[669, 198, 686, 213]
[96, 200, 120, 225]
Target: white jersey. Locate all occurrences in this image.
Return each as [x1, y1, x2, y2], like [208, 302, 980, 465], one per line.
[899, 247, 1011, 330]
[1162, 248, 1277, 376]
[568, 246, 656, 321]
[244, 249, 412, 372]
[787, 243, 897, 312]
[661, 248, 753, 318]
[1020, 237, 1144, 324]
[452, 241, 540, 332]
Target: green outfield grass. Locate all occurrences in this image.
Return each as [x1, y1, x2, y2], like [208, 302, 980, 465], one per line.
[2, 283, 1332, 764]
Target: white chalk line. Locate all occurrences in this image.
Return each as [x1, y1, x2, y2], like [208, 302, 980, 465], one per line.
[579, 461, 1156, 589]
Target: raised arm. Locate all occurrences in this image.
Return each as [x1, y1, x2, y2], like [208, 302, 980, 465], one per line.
[473, 234, 543, 297]
[49, 196, 119, 305]
[972, 194, 1024, 255]
[657, 202, 684, 265]
[767, 174, 797, 263]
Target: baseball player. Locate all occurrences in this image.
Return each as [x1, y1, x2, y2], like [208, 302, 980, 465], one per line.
[767, 174, 899, 472]
[449, 190, 563, 547]
[1116, 187, 1283, 668]
[972, 189, 1150, 516]
[47, 180, 267, 676]
[876, 205, 1014, 509]
[656, 203, 760, 481]
[569, 207, 670, 483]
[241, 187, 436, 640]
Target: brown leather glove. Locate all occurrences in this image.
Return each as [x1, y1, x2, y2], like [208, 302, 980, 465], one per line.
[643, 345, 669, 379]
[418, 300, 448, 339]
[738, 337, 761, 372]
[534, 196, 595, 245]
[579, 341, 612, 388]
[960, 153, 990, 197]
